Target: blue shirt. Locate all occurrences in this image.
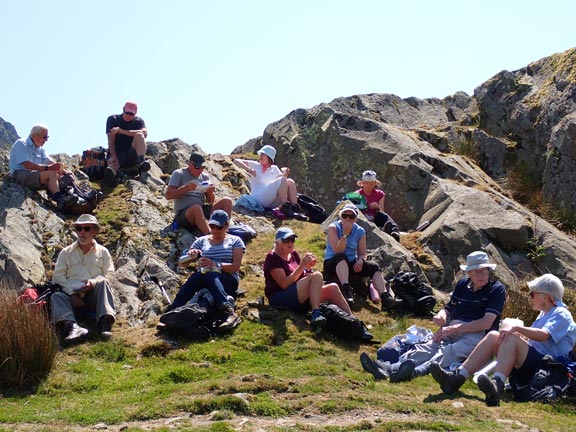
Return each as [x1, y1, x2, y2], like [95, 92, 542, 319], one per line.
[530, 306, 576, 360]
[187, 234, 245, 282]
[445, 278, 506, 332]
[324, 220, 365, 262]
[9, 137, 51, 174]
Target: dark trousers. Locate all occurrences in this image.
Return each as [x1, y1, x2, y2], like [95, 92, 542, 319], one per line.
[170, 271, 238, 310]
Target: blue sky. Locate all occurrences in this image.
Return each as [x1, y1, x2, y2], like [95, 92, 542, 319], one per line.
[2, 1, 574, 157]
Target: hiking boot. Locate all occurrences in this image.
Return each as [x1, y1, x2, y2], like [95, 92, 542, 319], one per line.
[280, 201, 295, 218]
[104, 167, 117, 185]
[391, 231, 401, 242]
[138, 160, 151, 173]
[360, 325, 374, 341]
[390, 359, 416, 383]
[64, 322, 88, 342]
[340, 283, 354, 305]
[430, 362, 466, 395]
[310, 309, 327, 329]
[477, 374, 504, 407]
[381, 294, 403, 312]
[218, 303, 239, 330]
[97, 315, 115, 339]
[56, 193, 79, 210]
[359, 352, 389, 380]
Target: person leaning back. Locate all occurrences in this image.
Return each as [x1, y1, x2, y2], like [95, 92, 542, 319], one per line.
[104, 100, 150, 183]
[9, 124, 78, 209]
[165, 152, 233, 235]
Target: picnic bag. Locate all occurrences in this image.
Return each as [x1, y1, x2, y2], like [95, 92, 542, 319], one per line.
[59, 173, 103, 214]
[296, 193, 327, 224]
[80, 146, 108, 180]
[319, 303, 373, 342]
[342, 192, 367, 211]
[227, 222, 258, 243]
[387, 272, 436, 316]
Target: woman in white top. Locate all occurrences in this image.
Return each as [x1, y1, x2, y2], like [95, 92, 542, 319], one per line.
[233, 145, 298, 210]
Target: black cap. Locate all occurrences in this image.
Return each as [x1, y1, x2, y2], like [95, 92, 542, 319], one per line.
[189, 153, 205, 167]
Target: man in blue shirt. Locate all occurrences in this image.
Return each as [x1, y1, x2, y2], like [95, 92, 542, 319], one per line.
[360, 251, 506, 383]
[9, 124, 78, 209]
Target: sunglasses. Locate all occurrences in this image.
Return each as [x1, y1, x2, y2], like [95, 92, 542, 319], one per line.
[209, 224, 224, 230]
[529, 291, 545, 298]
[42, 135, 49, 139]
[281, 237, 296, 243]
[194, 165, 205, 170]
[123, 111, 136, 116]
[75, 225, 93, 232]
[341, 213, 356, 220]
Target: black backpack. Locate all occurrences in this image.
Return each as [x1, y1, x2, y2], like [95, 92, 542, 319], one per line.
[58, 173, 103, 214]
[319, 303, 373, 342]
[509, 355, 575, 402]
[297, 193, 327, 224]
[387, 272, 436, 316]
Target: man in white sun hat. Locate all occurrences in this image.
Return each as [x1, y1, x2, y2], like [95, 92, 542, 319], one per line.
[360, 251, 506, 384]
[51, 214, 116, 342]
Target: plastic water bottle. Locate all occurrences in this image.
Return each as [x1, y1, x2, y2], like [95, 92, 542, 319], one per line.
[472, 360, 498, 383]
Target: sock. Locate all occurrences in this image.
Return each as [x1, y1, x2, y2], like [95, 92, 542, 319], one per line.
[493, 372, 506, 383]
[311, 308, 320, 315]
[137, 155, 145, 163]
[459, 367, 470, 379]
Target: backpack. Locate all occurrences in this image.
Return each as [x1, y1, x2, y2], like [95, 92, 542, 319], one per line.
[58, 173, 103, 215]
[227, 222, 258, 243]
[342, 192, 367, 211]
[296, 193, 327, 224]
[17, 282, 62, 315]
[319, 303, 373, 342]
[509, 355, 575, 402]
[387, 272, 436, 316]
[80, 147, 108, 180]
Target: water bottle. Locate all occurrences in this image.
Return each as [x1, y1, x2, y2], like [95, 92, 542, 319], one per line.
[472, 360, 498, 383]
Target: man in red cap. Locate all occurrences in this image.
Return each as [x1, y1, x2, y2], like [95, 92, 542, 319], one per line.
[105, 101, 150, 184]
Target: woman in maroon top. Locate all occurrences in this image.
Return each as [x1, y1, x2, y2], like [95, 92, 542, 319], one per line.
[356, 170, 400, 241]
[264, 227, 352, 329]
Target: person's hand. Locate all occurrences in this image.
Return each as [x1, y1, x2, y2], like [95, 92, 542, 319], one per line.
[281, 167, 290, 176]
[189, 249, 201, 259]
[341, 218, 354, 236]
[198, 257, 213, 268]
[432, 327, 444, 343]
[432, 313, 446, 327]
[498, 327, 517, 344]
[369, 202, 380, 210]
[352, 258, 363, 273]
[81, 280, 93, 292]
[187, 182, 197, 192]
[206, 184, 215, 193]
[109, 127, 119, 135]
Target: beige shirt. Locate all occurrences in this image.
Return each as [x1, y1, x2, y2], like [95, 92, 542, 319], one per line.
[52, 240, 114, 295]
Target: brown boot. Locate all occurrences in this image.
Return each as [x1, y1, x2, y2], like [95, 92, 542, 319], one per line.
[219, 303, 239, 329]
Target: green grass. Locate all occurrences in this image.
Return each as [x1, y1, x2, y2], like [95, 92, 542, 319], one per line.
[2, 221, 575, 431]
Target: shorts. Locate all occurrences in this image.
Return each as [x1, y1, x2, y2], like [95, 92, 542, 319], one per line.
[11, 170, 42, 189]
[269, 283, 310, 312]
[175, 204, 213, 230]
[323, 253, 380, 278]
[509, 345, 546, 387]
[117, 147, 138, 168]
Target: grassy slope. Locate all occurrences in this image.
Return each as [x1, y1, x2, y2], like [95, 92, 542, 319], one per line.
[1, 221, 575, 432]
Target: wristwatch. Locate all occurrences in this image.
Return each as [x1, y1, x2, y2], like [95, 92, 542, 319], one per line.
[216, 262, 222, 270]
[342, 234, 348, 239]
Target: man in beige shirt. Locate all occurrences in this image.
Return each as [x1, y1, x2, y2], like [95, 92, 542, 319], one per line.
[51, 214, 116, 342]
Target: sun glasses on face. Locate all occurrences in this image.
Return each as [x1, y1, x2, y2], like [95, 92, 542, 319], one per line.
[341, 213, 356, 220]
[209, 224, 224, 230]
[123, 111, 136, 116]
[281, 237, 296, 243]
[75, 225, 93, 232]
[530, 291, 544, 298]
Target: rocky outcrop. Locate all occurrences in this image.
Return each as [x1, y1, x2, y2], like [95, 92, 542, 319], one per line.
[0, 117, 19, 152]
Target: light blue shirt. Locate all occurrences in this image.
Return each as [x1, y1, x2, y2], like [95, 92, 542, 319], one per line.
[530, 306, 576, 360]
[324, 220, 365, 262]
[9, 137, 51, 174]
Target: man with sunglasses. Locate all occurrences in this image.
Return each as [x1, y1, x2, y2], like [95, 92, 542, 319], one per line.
[50, 214, 116, 343]
[166, 152, 232, 234]
[9, 124, 78, 209]
[104, 101, 150, 184]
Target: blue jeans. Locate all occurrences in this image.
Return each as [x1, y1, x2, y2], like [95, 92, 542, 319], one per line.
[170, 271, 238, 310]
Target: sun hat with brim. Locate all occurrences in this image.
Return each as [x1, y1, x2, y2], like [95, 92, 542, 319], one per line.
[357, 170, 382, 187]
[275, 227, 297, 241]
[74, 214, 100, 228]
[208, 210, 229, 227]
[339, 203, 359, 217]
[257, 145, 276, 162]
[459, 251, 496, 271]
[528, 273, 566, 307]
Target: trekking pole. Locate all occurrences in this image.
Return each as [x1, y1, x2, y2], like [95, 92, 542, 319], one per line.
[151, 276, 172, 305]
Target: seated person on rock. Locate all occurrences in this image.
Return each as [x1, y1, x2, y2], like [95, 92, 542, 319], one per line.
[104, 100, 150, 183]
[360, 251, 506, 383]
[323, 203, 401, 310]
[356, 170, 401, 242]
[233, 145, 301, 216]
[430, 273, 576, 407]
[264, 226, 360, 330]
[166, 152, 233, 235]
[166, 210, 244, 330]
[51, 214, 116, 342]
[9, 124, 78, 210]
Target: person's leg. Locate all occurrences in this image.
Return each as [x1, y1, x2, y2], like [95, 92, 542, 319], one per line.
[107, 135, 120, 175]
[439, 331, 484, 369]
[320, 282, 353, 314]
[204, 272, 239, 328]
[169, 272, 205, 310]
[493, 333, 530, 376]
[50, 291, 87, 340]
[131, 132, 147, 158]
[184, 204, 210, 234]
[296, 272, 321, 308]
[460, 331, 501, 376]
[286, 178, 298, 204]
[213, 197, 233, 217]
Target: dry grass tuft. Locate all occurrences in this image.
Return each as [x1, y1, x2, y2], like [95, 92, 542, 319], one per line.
[0, 281, 58, 390]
